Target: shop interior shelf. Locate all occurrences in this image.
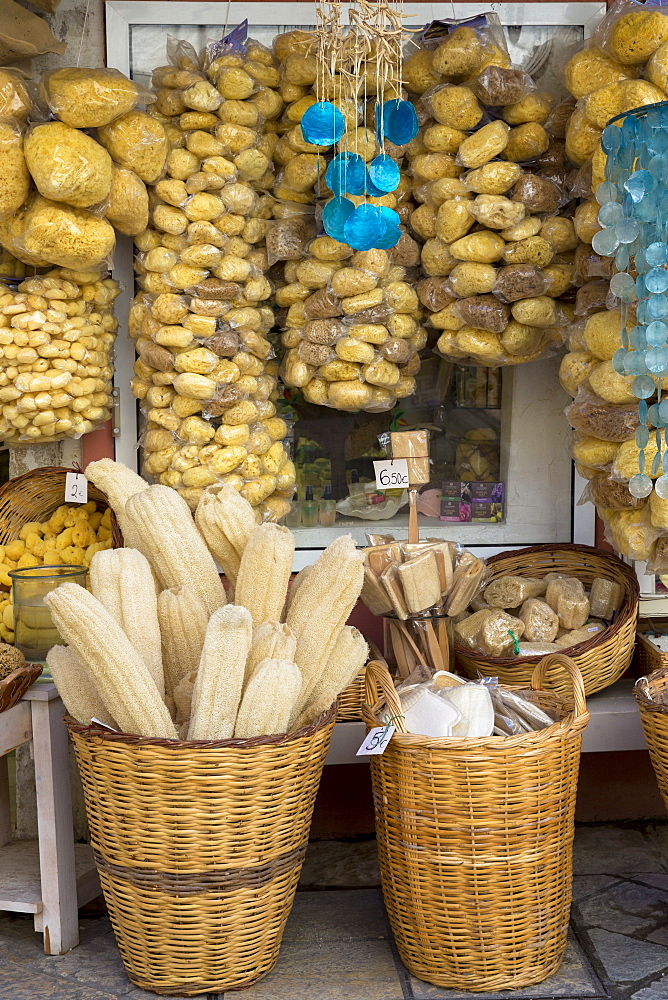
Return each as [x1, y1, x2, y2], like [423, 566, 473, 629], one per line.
[326, 679, 646, 765]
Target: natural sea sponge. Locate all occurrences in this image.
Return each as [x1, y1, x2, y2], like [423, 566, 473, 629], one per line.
[565, 107, 602, 167]
[588, 360, 636, 404]
[98, 111, 169, 183]
[25, 122, 112, 208]
[0, 69, 32, 121]
[104, 165, 149, 236]
[0, 122, 29, 221]
[559, 351, 599, 397]
[607, 9, 668, 65]
[564, 46, 635, 99]
[613, 437, 660, 481]
[583, 310, 621, 361]
[43, 67, 140, 128]
[428, 85, 483, 130]
[20, 196, 116, 270]
[584, 80, 665, 130]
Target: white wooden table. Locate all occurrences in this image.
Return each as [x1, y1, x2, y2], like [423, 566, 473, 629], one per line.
[0, 680, 99, 954]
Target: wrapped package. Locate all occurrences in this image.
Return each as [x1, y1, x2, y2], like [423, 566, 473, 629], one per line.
[483, 574, 546, 609]
[0, 121, 29, 222]
[477, 610, 525, 656]
[589, 577, 623, 620]
[545, 577, 590, 630]
[18, 196, 116, 271]
[41, 67, 151, 128]
[554, 623, 604, 649]
[565, 391, 639, 442]
[518, 597, 559, 643]
[24, 122, 113, 209]
[0, 269, 119, 444]
[131, 33, 294, 520]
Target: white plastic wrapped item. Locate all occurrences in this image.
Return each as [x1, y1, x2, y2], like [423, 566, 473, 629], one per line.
[40, 67, 154, 128]
[0, 269, 119, 444]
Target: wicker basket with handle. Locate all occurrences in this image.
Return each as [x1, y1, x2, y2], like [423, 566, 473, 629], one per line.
[68, 709, 335, 996]
[336, 640, 387, 722]
[0, 465, 123, 549]
[635, 668, 668, 811]
[635, 619, 668, 676]
[363, 654, 589, 992]
[455, 543, 639, 698]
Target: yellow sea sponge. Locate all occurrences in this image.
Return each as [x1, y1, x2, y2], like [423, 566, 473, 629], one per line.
[646, 41, 668, 91]
[0, 123, 29, 222]
[564, 47, 636, 99]
[502, 93, 552, 126]
[25, 122, 112, 209]
[574, 200, 602, 244]
[608, 9, 668, 65]
[613, 437, 660, 481]
[403, 48, 443, 94]
[464, 160, 521, 195]
[21, 196, 116, 270]
[584, 80, 665, 130]
[501, 123, 549, 162]
[429, 86, 483, 130]
[588, 360, 636, 404]
[431, 27, 483, 78]
[559, 351, 599, 396]
[583, 310, 622, 361]
[449, 231, 505, 264]
[43, 67, 139, 128]
[572, 434, 619, 469]
[98, 111, 169, 183]
[457, 120, 509, 169]
[0, 69, 32, 121]
[565, 106, 602, 166]
[607, 508, 656, 560]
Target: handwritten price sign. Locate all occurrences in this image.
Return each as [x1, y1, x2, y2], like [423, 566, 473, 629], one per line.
[373, 459, 409, 490]
[356, 725, 396, 756]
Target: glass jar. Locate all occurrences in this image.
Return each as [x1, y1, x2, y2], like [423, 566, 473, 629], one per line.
[9, 565, 87, 664]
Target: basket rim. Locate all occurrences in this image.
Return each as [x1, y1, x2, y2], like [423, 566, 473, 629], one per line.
[67, 703, 336, 750]
[454, 543, 639, 665]
[0, 662, 42, 691]
[362, 657, 590, 750]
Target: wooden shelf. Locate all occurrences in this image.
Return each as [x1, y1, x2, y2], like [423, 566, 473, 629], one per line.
[0, 841, 98, 915]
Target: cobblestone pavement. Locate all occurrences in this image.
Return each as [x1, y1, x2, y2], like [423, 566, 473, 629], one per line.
[2, 825, 668, 999]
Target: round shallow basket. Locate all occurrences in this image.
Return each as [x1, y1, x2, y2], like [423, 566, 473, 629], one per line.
[455, 543, 639, 698]
[0, 663, 42, 712]
[634, 668, 668, 812]
[0, 465, 123, 548]
[68, 710, 335, 996]
[363, 654, 589, 992]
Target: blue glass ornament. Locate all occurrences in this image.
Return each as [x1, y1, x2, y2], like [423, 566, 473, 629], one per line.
[648, 294, 668, 320]
[596, 181, 619, 205]
[612, 347, 627, 373]
[322, 197, 354, 241]
[633, 375, 656, 398]
[325, 152, 367, 197]
[368, 154, 400, 193]
[647, 267, 668, 294]
[615, 218, 640, 244]
[647, 242, 668, 266]
[592, 228, 619, 256]
[374, 206, 402, 249]
[616, 245, 630, 270]
[647, 320, 668, 346]
[647, 403, 662, 427]
[629, 473, 653, 498]
[624, 169, 656, 203]
[598, 201, 623, 227]
[650, 154, 668, 183]
[378, 99, 418, 145]
[656, 474, 668, 497]
[609, 271, 637, 301]
[300, 101, 345, 147]
[343, 204, 387, 251]
[602, 123, 623, 153]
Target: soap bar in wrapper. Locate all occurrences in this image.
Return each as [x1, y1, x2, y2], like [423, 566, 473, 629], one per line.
[454, 609, 495, 649]
[483, 575, 546, 609]
[397, 550, 441, 614]
[391, 429, 430, 484]
[546, 577, 590, 629]
[589, 577, 623, 620]
[519, 597, 559, 643]
[446, 551, 486, 616]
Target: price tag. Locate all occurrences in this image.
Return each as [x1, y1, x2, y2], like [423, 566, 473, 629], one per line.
[65, 471, 88, 504]
[356, 725, 396, 756]
[373, 458, 409, 491]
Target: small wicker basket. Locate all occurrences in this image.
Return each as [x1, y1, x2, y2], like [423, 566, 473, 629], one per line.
[635, 619, 668, 676]
[336, 641, 387, 722]
[0, 663, 42, 712]
[364, 654, 589, 992]
[0, 465, 123, 549]
[69, 710, 335, 996]
[455, 543, 639, 698]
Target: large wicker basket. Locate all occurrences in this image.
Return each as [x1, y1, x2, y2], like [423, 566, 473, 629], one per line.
[635, 619, 668, 676]
[363, 655, 589, 992]
[635, 668, 668, 811]
[68, 711, 335, 996]
[0, 465, 123, 548]
[455, 543, 639, 698]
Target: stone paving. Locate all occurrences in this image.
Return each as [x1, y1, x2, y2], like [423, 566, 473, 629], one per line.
[2, 824, 668, 999]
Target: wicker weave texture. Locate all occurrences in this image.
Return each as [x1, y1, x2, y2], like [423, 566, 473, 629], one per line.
[336, 667, 366, 720]
[635, 622, 668, 677]
[0, 466, 123, 548]
[455, 544, 639, 698]
[69, 714, 334, 995]
[0, 663, 41, 712]
[363, 655, 589, 992]
[635, 668, 668, 812]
